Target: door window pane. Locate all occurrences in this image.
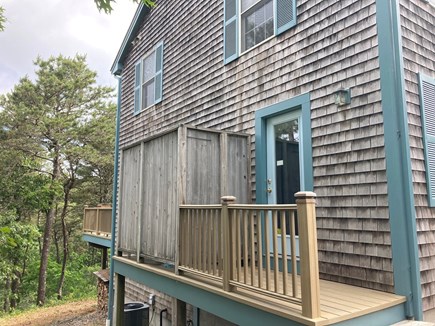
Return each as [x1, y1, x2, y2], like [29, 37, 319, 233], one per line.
[275, 119, 300, 235]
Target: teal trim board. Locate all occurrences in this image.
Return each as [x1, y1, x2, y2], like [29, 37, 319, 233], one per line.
[108, 76, 123, 324]
[82, 234, 111, 248]
[255, 92, 313, 205]
[331, 303, 405, 326]
[376, 0, 422, 320]
[113, 259, 303, 326]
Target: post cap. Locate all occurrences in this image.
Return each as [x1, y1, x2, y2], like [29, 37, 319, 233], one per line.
[295, 191, 317, 199]
[221, 196, 237, 203]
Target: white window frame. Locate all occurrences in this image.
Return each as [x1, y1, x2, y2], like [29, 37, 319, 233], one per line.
[134, 41, 164, 115]
[239, 0, 275, 54]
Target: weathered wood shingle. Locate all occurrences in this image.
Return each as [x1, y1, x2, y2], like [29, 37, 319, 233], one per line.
[400, 0, 435, 313]
[118, 0, 395, 293]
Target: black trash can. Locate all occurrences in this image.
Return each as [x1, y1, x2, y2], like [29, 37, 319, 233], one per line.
[124, 302, 149, 326]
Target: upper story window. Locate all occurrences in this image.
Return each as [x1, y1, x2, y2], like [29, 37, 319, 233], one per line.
[134, 42, 164, 115]
[241, 0, 274, 52]
[224, 0, 297, 64]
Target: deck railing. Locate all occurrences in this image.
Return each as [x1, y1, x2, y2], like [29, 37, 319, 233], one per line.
[179, 192, 320, 318]
[83, 205, 112, 236]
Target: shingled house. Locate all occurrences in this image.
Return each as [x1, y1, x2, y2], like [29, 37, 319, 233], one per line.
[102, 0, 435, 324]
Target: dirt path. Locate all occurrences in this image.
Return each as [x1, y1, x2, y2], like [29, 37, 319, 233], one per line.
[0, 299, 106, 326]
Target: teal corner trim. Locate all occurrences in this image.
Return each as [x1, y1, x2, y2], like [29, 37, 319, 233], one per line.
[254, 92, 313, 205]
[376, 0, 422, 319]
[82, 234, 111, 248]
[113, 259, 304, 326]
[107, 76, 123, 324]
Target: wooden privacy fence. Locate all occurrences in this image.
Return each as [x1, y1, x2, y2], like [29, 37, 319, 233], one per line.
[178, 192, 320, 318]
[83, 205, 112, 236]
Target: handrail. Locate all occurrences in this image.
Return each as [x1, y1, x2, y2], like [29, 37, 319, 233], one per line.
[178, 192, 320, 318]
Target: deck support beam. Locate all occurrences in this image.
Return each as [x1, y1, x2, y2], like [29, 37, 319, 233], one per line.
[296, 191, 320, 319]
[114, 273, 125, 326]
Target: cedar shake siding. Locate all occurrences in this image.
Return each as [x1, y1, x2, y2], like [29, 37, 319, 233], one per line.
[399, 0, 435, 313]
[117, 0, 393, 293]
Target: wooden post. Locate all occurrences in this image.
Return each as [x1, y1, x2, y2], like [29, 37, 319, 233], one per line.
[222, 196, 236, 292]
[102, 248, 108, 270]
[296, 191, 320, 319]
[97, 208, 101, 235]
[114, 273, 125, 326]
[172, 298, 186, 326]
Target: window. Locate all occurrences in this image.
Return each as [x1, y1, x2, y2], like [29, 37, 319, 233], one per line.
[134, 42, 164, 115]
[224, 0, 297, 63]
[241, 0, 274, 52]
[419, 73, 435, 206]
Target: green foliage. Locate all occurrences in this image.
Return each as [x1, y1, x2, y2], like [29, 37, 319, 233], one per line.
[0, 6, 5, 32]
[94, 0, 155, 14]
[0, 54, 115, 310]
[0, 213, 40, 310]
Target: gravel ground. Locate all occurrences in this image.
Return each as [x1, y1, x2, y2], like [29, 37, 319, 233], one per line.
[0, 299, 106, 326]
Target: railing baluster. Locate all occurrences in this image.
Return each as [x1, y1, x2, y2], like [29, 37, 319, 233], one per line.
[264, 209, 271, 291]
[290, 210, 297, 298]
[207, 210, 214, 273]
[243, 210, 249, 285]
[222, 196, 236, 292]
[272, 210, 279, 293]
[177, 199, 317, 312]
[249, 210, 255, 287]
[257, 210, 263, 289]
[198, 209, 203, 272]
[281, 210, 288, 296]
[235, 209, 241, 282]
[193, 209, 198, 270]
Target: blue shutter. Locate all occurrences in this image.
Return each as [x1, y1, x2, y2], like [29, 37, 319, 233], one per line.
[154, 42, 164, 104]
[134, 61, 142, 115]
[275, 0, 297, 36]
[224, 0, 238, 64]
[419, 74, 435, 207]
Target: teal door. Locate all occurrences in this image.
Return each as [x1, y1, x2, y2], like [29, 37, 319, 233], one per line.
[266, 111, 303, 256]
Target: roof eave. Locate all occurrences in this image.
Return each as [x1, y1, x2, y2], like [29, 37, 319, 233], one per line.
[111, 3, 150, 75]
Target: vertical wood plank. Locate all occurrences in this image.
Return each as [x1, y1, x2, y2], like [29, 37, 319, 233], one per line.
[136, 142, 144, 262]
[176, 127, 187, 274]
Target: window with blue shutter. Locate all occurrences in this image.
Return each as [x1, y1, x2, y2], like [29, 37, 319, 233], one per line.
[134, 62, 142, 115]
[154, 42, 164, 103]
[224, 0, 238, 64]
[419, 73, 435, 207]
[224, 0, 296, 63]
[133, 41, 164, 115]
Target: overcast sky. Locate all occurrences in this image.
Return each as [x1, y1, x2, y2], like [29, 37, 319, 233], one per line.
[0, 0, 138, 95]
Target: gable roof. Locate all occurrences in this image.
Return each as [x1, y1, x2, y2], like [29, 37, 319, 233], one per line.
[111, 3, 150, 75]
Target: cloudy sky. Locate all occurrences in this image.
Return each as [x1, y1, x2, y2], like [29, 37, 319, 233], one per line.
[0, 0, 138, 95]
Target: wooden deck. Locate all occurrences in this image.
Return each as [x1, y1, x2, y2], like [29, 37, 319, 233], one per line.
[116, 256, 405, 326]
